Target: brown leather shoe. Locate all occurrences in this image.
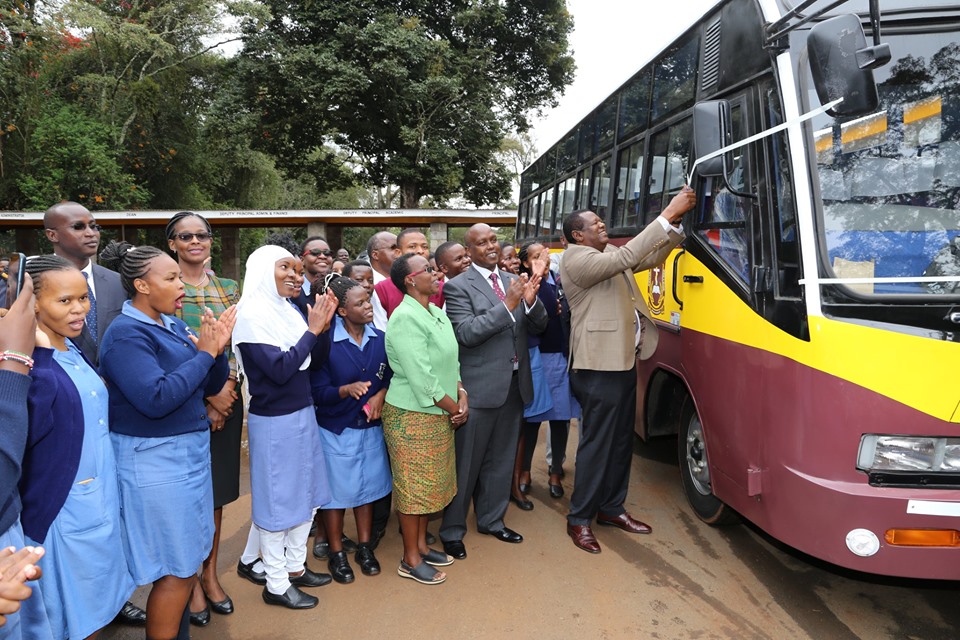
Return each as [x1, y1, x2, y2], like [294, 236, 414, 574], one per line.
[596, 512, 653, 534]
[567, 524, 601, 554]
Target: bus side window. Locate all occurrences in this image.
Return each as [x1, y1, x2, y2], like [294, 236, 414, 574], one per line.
[590, 157, 611, 221]
[645, 118, 692, 222]
[696, 105, 750, 282]
[764, 83, 802, 299]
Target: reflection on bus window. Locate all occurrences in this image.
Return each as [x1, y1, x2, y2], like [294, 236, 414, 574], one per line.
[697, 105, 750, 282]
[807, 31, 960, 296]
[590, 157, 611, 220]
[615, 140, 644, 227]
[646, 119, 692, 219]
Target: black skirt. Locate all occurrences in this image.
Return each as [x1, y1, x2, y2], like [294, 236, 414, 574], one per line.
[210, 389, 243, 508]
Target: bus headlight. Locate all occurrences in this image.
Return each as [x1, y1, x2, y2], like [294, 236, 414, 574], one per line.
[857, 435, 960, 472]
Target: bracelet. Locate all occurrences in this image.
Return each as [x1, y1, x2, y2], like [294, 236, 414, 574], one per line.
[0, 351, 34, 370]
[458, 386, 467, 396]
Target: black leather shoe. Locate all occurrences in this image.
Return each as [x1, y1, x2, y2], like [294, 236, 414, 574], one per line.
[290, 567, 333, 588]
[327, 550, 355, 584]
[113, 601, 146, 626]
[205, 592, 234, 615]
[262, 585, 318, 610]
[511, 494, 534, 510]
[189, 606, 210, 627]
[442, 539, 467, 560]
[340, 534, 358, 553]
[312, 540, 330, 560]
[237, 558, 267, 586]
[479, 526, 523, 543]
[355, 543, 381, 576]
[518, 482, 531, 495]
[549, 482, 564, 499]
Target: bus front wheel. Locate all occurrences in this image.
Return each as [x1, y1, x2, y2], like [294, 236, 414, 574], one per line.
[678, 402, 738, 525]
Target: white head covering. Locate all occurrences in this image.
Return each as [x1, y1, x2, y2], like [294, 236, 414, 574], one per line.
[233, 245, 310, 372]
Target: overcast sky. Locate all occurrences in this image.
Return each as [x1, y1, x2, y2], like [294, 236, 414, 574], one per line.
[528, 1, 720, 156]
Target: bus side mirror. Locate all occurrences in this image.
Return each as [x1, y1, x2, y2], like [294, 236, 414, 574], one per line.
[808, 14, 888, 118]
[693, 100, 731, 178]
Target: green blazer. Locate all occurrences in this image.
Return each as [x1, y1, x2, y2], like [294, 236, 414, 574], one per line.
[384, 295, 460, 414]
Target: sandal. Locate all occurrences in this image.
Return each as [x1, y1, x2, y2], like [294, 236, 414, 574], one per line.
[398, 560, 446, 585]
[420, 548, 455, 567]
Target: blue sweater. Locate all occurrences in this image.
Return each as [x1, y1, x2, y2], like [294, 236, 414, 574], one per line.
[0, 369, 30, 534]
[21, 348, 84, 543]
[100, 302, 229, 438]
[311, 319, 391, 435]
[239, 330, 330, 417]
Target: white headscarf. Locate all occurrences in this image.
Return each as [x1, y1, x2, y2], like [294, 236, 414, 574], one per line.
[233, 245, 311, 372]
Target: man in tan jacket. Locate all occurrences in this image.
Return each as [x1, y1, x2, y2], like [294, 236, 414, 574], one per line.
[560, 186, 696, 554]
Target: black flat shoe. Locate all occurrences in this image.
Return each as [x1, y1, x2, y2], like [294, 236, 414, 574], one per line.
[549, 482, 564, 499]
[113, 601, 146, 626]
[189, 606, 210, 627]
[312, 540, 330, 560]
[340, 535, 358, 553]
[511, 494, 534, 510]
[205, 592, 234, 615]
[355, 543, 381, 576]
[290, 567, 333, 588]
[237, 558, 267, 586]
[442, 539, 467, 560]
[262, 585, 318, 610]
[328, 550, 355, 584]
[518, 482, 531, 495]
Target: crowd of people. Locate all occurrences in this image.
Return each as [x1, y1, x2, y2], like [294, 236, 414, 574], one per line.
[0, 187, 695, 638]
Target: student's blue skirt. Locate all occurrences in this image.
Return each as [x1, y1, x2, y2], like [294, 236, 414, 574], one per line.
[317, 425, 392, 509]
[111, 430, 214, 584]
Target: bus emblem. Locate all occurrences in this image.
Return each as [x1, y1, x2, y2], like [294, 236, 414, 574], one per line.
[648, 263, 666, 315]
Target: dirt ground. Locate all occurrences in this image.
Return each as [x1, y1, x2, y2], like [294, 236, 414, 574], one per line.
[102, 427, 960, 640]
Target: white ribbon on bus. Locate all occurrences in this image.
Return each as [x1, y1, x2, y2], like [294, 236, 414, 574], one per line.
[686, 96, 960, 287]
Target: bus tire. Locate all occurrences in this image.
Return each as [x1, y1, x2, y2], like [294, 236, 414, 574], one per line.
[678, 401, 738, 526]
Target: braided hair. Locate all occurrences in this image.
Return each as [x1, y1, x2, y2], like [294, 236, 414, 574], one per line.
[24, 254, 77, 295]
[165, 211, 212, 240]
[517, 241, 544, 278]
[99, 241, 165, 297]
[322, 274, 362, 308]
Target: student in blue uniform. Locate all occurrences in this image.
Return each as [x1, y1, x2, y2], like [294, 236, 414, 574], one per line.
[20, 255, 136, 640]
[232, 245, 337, 611]
[311, 276, 392, 584]
[98, 242, 235, 640]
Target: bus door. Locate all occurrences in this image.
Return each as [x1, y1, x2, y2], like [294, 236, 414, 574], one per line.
[674, 87, 769, 499]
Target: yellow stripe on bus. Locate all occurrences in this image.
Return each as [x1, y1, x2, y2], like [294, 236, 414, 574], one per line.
[904, 96, 942, 125]
[646, 251, 960, 424]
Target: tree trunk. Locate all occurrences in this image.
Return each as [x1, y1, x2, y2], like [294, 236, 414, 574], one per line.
[400, 182, 418, 209]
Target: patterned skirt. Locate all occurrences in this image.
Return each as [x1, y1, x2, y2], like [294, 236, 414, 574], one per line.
[381, 403, 456, 515]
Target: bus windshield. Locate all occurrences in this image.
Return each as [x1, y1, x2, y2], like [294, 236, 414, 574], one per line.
[799, 26, 960, 296]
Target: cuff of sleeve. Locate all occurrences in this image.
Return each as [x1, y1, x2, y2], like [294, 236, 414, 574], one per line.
[656, 215, 683, 234]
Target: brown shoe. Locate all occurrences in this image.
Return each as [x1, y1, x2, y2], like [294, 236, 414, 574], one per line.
[566, 524, 601, 554]
[596, 512, 652, 534]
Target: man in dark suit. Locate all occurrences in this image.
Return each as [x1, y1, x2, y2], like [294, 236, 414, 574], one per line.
[439, 224, 548, 559]
[44, 202, 126, 367]
[43, 201, 145, 626]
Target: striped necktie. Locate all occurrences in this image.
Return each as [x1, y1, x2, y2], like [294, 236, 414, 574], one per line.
[83, 271, 98, 344]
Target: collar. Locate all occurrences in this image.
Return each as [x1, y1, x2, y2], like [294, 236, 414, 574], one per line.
[302, 280, 311, 296]
[120, 300, 180, 334]
[332, 316, 378, 347]
[470, 263, 503, 282]
[372, 269, 387, 284]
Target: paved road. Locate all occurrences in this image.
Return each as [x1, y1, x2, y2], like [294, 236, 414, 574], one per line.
[102, 428, 959, 640]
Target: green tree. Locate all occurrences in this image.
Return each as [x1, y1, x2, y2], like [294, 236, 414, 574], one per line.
[240, 0, 574, 208]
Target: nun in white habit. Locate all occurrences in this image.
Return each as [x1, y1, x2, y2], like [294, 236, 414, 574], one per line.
[232, 245, 337, 609]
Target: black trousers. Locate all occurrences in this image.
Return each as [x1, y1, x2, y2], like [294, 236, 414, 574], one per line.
[567, 367, 637, 526]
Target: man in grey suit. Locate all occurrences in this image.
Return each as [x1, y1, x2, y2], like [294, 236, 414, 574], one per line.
[440, 224, 548, 559]
[45, 202, 143, 625]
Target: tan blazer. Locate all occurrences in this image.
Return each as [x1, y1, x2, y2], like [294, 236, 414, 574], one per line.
[560, 220, 684, 371]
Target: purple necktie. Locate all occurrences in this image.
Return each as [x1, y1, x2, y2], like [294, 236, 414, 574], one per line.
[490, 273, 506, 302]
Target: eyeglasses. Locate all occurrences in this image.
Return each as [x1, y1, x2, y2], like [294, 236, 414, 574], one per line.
[175, 232, 213, 242]
[302, 248, 334, 258]
[66, 222, 102, 232]
[408, 266, 436, 278]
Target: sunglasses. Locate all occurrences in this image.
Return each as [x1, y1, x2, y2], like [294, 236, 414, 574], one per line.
[408, 266, 436, 278]
[303, 248, 334, 258]
[65, 221, 102, 232]
[175, 232, 213, 242]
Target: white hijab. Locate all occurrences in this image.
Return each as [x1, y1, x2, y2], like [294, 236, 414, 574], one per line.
[233, 245, 311, 372]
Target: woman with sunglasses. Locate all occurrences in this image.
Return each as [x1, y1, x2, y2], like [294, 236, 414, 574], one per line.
[382, 254, 466, 585]
[165, 212, 242, 626]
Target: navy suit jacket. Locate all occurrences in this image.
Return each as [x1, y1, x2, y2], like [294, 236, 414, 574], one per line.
[443, 266, 548, 409]
[73, 264, 126, 366]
